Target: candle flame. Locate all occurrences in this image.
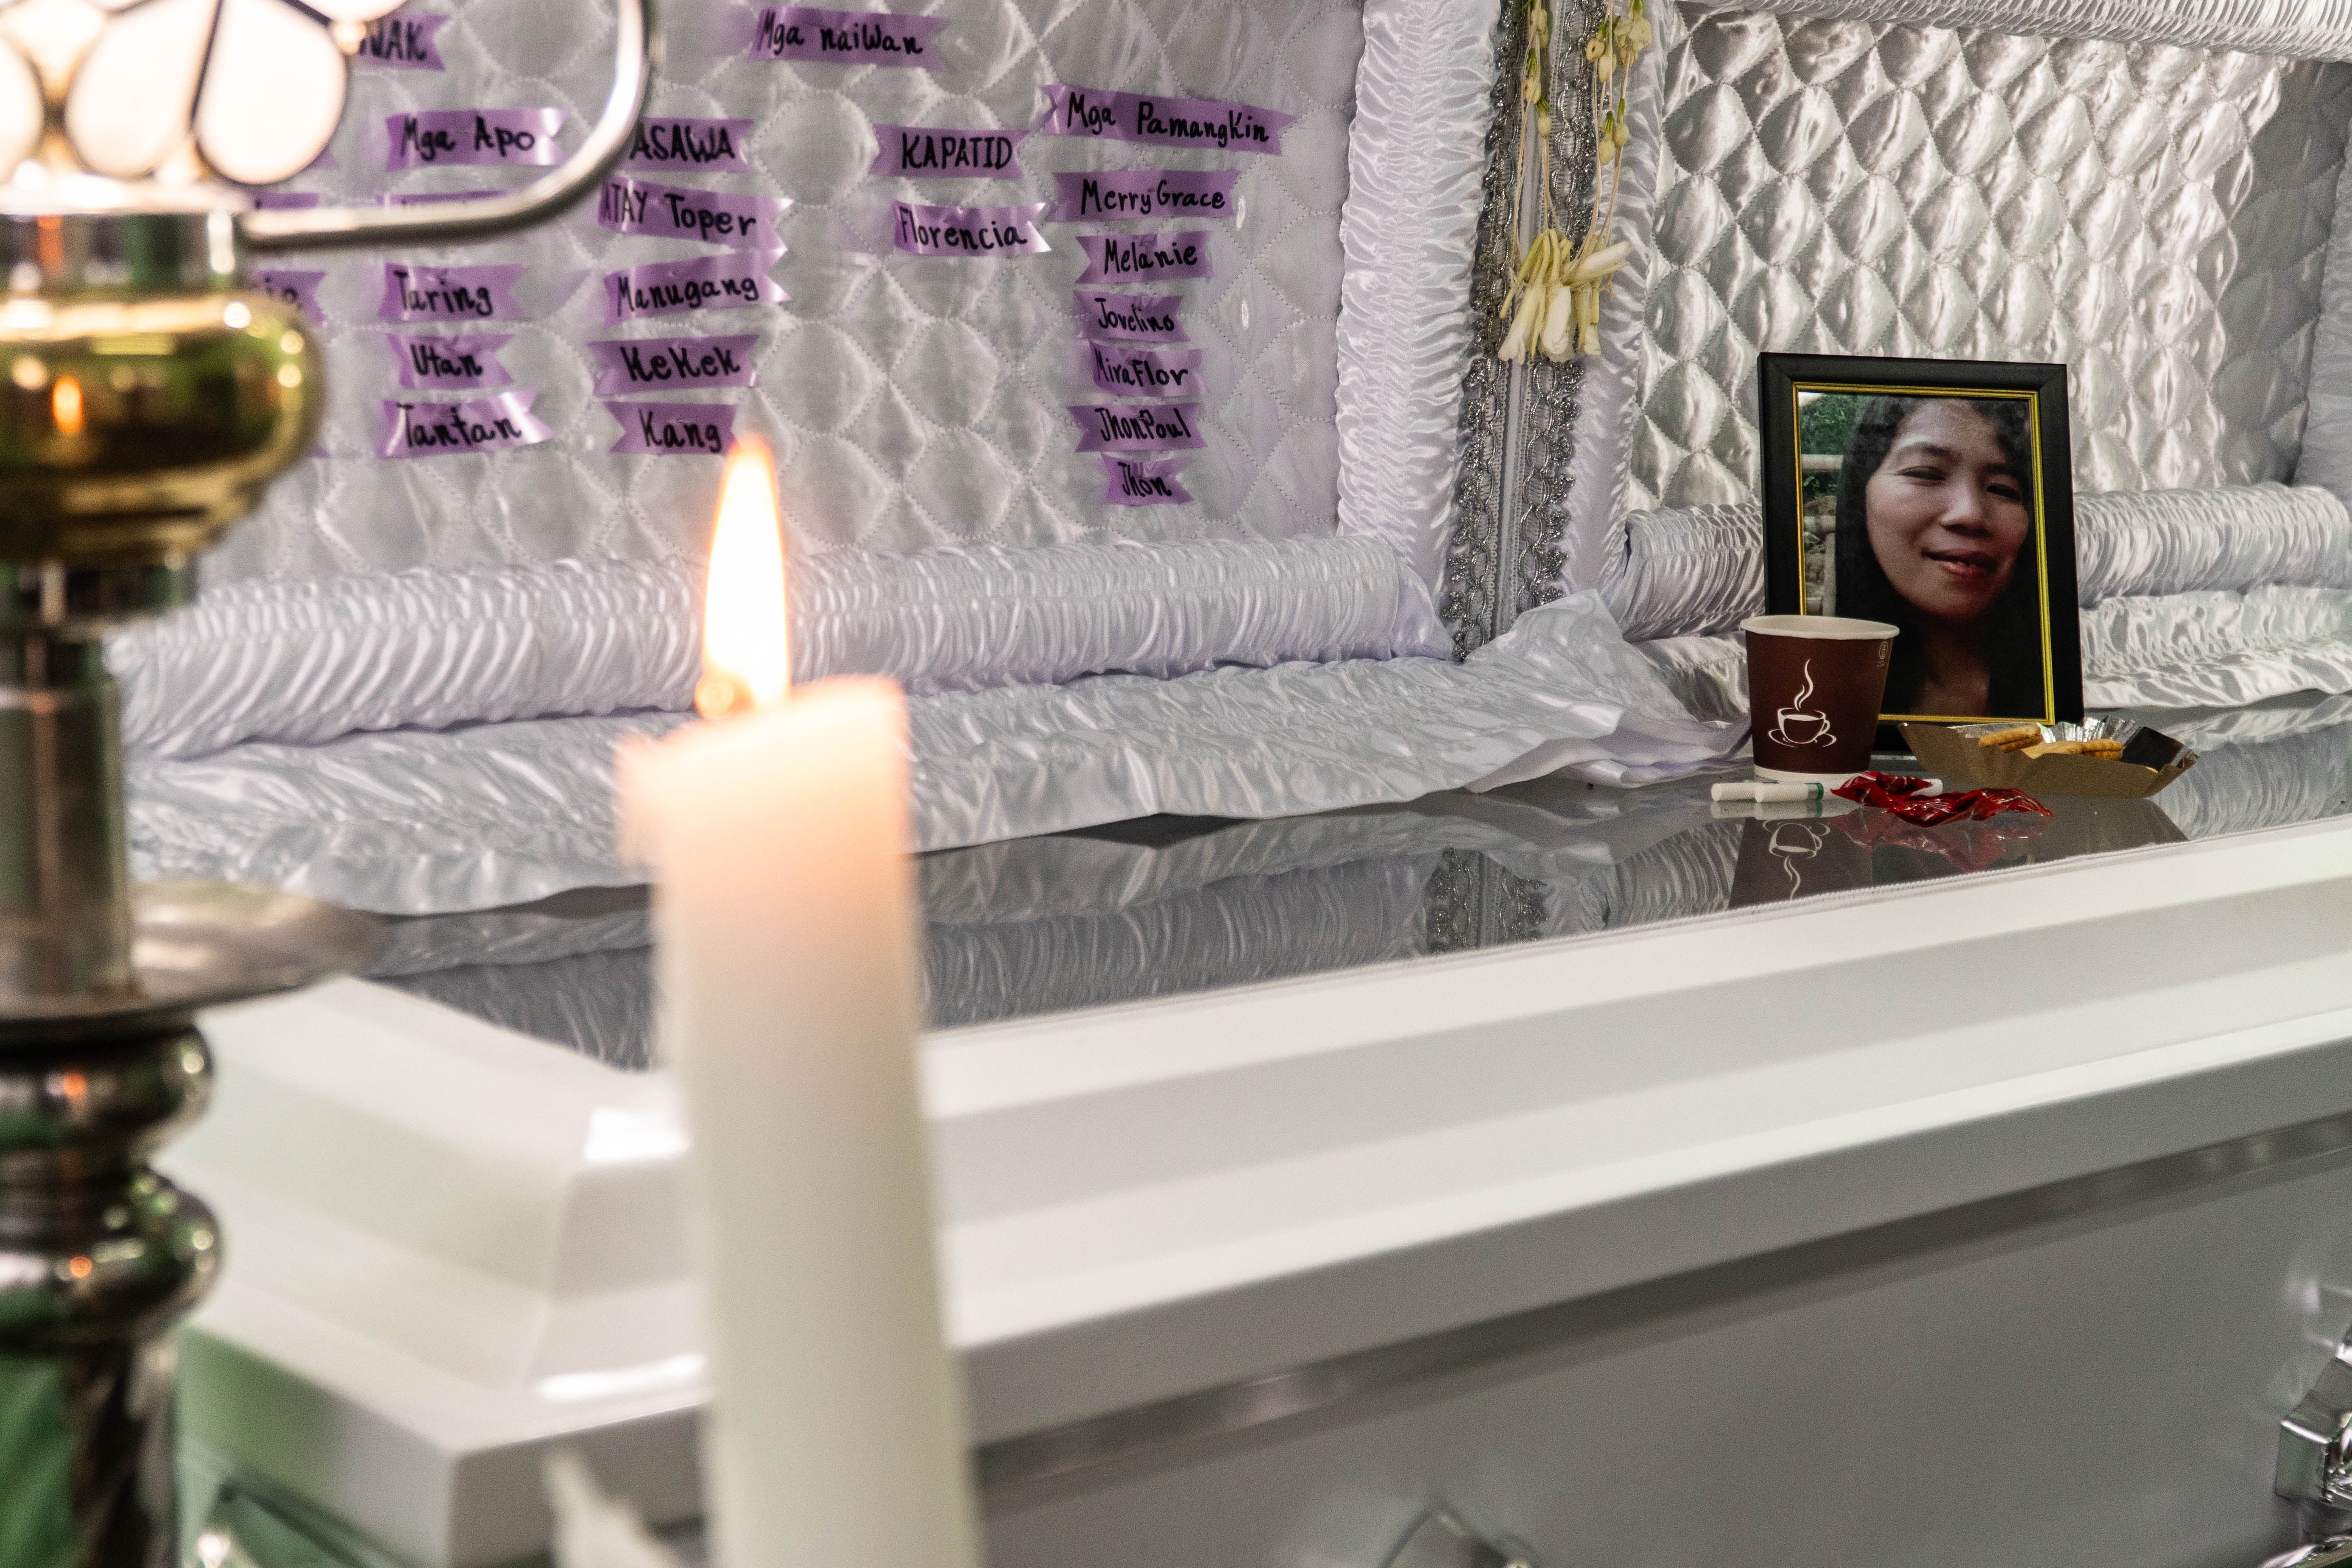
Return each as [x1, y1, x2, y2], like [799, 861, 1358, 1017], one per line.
[50, 374, 81, 437]
[700, 435, 788, 717]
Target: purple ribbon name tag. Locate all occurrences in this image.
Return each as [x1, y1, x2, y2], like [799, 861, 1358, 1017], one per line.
[605, 253, 787, 325]
[1074, 289, 1186, 343]
[1047, 169, 1236, 223]
[606, 401, 737, 455]
[358, 14, 447, 69]
[600, 176, 788, 251]
[626, 117, 755, 172]
[385, 332, 515, 390]
[871, 125, 1024, 179]
[386, 109, 565, 169]
[380, 391, 552, 458]
[751, 6, 945, 67]
[1039, 86, 1295, 155]
[379, 263, 525, 322]
[1083, 341, 1202, 397]
[1069, 401, 1205, 452]
[892, 201, 1049, 257]
[1074, 230, 1210, 285]
[1102, 454, 1193, 506]
[248, 192, 320, 211]
[252, 270, 326, 319]
[589, 334, 761, 393]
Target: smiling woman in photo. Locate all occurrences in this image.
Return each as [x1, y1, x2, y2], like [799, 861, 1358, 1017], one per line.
[1830, 394, 2045, 718]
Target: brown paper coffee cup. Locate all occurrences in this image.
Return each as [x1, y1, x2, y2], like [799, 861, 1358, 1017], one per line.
[1743, 614, 1897, 784]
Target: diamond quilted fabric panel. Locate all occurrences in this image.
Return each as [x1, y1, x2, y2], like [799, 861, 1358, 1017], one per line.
[209, 0, 1360, 585]
[1623, 6, 2352, 511]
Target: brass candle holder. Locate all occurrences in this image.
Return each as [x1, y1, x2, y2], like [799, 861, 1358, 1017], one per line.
[0, 2, 654, 1560]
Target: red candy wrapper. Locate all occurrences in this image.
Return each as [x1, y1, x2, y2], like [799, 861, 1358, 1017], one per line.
[1833, 804, 2048, 871]
[1831, 770, 2054, 826]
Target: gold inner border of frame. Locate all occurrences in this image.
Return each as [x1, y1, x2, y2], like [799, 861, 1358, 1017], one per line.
[1787, 381, 2055, 725]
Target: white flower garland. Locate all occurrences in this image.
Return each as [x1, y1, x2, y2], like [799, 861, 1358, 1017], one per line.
[1498, 0, 1648, 362]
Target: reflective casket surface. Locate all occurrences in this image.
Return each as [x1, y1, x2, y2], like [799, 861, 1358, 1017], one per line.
[368, 694, 2352, 1066]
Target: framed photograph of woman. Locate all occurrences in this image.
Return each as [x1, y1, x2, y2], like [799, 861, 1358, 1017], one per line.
[1757, 354, 2081, 738]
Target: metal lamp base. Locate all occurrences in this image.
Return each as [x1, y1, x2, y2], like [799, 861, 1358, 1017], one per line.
[0, 882, 378, 1567]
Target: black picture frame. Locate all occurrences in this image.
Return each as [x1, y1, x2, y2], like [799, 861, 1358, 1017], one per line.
[1757, 352, 2081, 749]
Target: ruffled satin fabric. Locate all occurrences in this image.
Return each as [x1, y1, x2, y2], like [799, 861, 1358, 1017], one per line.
[1635, 632, 1750, 722]
[2080, 586, 2352, 708]
[129, 711, 692, 915]
[1603, 485, 2352, 635]
[1554, 8, 1669, 593]
[128, 591, 1742, 913]
[1332, 0, 1501, 597]
[1599, 503, 1765, 640]
[1605, 484, 2352, 713]
[114, 538, 1440, 759]
[2073, 485, 2352, 602]
[1635, 592, 2352, 714]
[2153, 708, 2352, 840]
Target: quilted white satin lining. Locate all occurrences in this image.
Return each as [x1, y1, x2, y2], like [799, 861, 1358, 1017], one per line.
[1697, 0, 2352, 59]
[220, 0, 1370, 575]
[127, 591, 1743, 913]
[1608, 9, 2351, 515]
[120, 0, 1507, 776]
[115, 537, 1442, 759]
[1535, 3, 2352, 602]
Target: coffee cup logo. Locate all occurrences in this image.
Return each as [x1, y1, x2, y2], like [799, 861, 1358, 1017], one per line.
[1769, 820, 1828, 896]
[1769, 658, 1835, 749]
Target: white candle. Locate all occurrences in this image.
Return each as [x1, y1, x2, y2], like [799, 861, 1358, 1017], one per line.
[620, 438, 980, 1568]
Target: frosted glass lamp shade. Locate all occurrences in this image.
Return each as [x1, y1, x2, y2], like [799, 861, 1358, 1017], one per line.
[193, 0, 346, 184]
[0, 38, 39, 173]
[63, 0, 208, 176]
[17, 0, 391, 187]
